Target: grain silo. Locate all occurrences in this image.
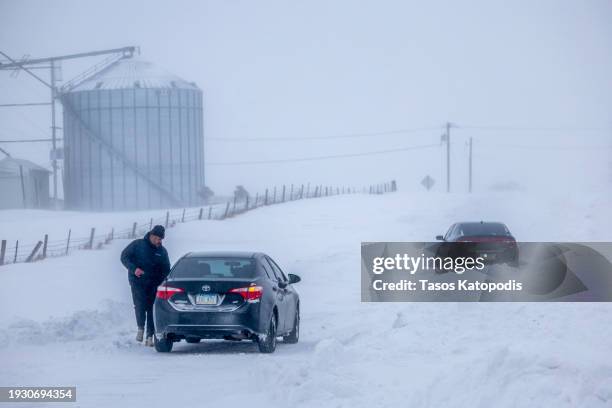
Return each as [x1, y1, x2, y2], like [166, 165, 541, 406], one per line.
[61, 58, 204, 210]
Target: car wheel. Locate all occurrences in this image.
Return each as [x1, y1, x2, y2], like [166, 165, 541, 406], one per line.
[154, 335, 173, 353]
[257, 316, 277, 353]
[283, 307, 299, 344]
[508, 254, 520, 268]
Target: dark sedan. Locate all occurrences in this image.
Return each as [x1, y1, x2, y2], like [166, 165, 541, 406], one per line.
[435, 221, 519, 266]
[153, 251, 300, 353]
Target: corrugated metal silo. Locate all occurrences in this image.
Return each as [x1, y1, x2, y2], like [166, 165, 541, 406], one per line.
[61, 58, 204, 210]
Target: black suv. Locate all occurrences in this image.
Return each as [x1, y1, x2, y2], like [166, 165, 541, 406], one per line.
[153, 251, 301, 353]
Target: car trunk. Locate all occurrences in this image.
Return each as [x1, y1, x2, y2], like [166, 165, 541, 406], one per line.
[456, 236, 517, 260]
[165, 277, 260, 310]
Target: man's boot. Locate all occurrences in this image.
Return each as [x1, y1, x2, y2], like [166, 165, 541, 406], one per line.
[145, 336, 154, 347]
[136, 328, 144, 342]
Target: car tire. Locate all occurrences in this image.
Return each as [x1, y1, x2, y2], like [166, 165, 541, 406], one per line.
[185, 338, 200, 344]
[154, 335, 173, 353]
[508, 254, 520, 268]
[257, 316, 277, 353]
[283, 307, 299, 344]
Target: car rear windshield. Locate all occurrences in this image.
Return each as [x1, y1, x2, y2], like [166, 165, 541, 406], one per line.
[459, 223, 510, 236]
[171, 257, 256, 279]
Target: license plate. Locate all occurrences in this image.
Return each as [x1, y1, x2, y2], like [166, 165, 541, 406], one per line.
[195, 293, 217, 305]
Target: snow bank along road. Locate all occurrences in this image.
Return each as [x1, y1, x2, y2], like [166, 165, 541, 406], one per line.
[2, 192, 612, 407]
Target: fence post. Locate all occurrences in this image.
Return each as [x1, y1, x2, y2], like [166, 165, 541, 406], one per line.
[233, 196, 237, 214]
[198, 207, 204, 220]
[26, 241, 43, 262]
[42, 234, 48, 259]
[224, 202, 230, 218]
[180, 209, 185, 223]
[65, 229, 71, 255]
[131, 222, 137, 238]
[264, 189, 269, 205]
[282, 185, 286, 202]
[254, 192, 259, 207]
[0, 240, 6, 265]
[13, 240, 19, 263]
[165, 211, 170, 228]
[245, 195, 249, 211]
[290, 184, 294, 200]
[273, 186, 277, 204]
[208, 206, 212, 220]
[88, 228, 96, 249]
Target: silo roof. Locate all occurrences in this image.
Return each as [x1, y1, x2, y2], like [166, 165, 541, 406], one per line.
[68, 58, 199, 91]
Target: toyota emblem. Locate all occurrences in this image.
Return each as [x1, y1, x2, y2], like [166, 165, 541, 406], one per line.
[202, 285, 211, 292]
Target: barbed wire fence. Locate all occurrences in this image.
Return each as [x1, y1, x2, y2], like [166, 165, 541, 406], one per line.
[0, 180, 397, 267]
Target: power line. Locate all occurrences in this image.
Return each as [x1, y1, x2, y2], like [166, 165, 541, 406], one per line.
[207, 123, 610, 143]
[0, 102, 51, 107]
[476, 142, 612, 150]
[0, 84, 51, 139]
[208, 126, 442, 142]
[208, 143, 440, 166]
[0, 138, 60, 143]
[457, 125, 609, 132]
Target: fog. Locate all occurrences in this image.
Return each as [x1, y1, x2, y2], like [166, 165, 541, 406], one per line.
[1, 0, 611, 196]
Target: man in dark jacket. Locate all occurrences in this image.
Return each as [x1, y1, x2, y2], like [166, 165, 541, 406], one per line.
[120, 225, 171, 346]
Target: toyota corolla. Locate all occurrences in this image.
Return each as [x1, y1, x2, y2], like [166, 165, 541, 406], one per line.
[153, 251, 301, 353]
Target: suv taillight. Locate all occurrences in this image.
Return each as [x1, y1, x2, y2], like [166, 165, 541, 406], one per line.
[229, 286, 263, 302]
[156, 284, 184, 300]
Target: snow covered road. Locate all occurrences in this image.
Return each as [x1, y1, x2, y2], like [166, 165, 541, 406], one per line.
[2, 192, 612, 407]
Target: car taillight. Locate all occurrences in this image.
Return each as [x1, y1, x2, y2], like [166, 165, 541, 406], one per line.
[457, 236, 516, 243]
[156, 284, 184, 300]
[229, 286, 263, 302]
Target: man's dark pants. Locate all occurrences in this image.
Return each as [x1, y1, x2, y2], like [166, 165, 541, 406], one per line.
[130, 282, 157, 337]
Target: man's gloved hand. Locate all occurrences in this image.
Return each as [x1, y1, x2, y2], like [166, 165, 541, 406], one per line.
[134, 268, 145, 277]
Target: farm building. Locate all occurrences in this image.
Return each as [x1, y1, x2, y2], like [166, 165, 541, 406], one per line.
[0, 157, 51, 209]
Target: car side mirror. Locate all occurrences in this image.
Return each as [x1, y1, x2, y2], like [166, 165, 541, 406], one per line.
[278, 280, 288, 289]
[435, 235, 444, 241]
[288, 273, 301, 284]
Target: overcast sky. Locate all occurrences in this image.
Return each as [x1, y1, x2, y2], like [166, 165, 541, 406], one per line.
[1, 0, 611, 196]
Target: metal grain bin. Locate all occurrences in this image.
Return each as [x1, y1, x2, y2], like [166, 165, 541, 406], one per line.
[61, 58, 204, 210]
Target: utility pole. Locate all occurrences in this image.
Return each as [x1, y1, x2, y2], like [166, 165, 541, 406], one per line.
[468, 137, 473, 193]
[445, 122, 452, 193]
[50, 60, 58, 205]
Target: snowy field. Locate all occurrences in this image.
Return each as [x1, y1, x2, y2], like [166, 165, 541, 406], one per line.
[2, 191, 612, 407]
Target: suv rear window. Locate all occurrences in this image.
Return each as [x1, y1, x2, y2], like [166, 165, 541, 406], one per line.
[171, 257, 256, 279]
